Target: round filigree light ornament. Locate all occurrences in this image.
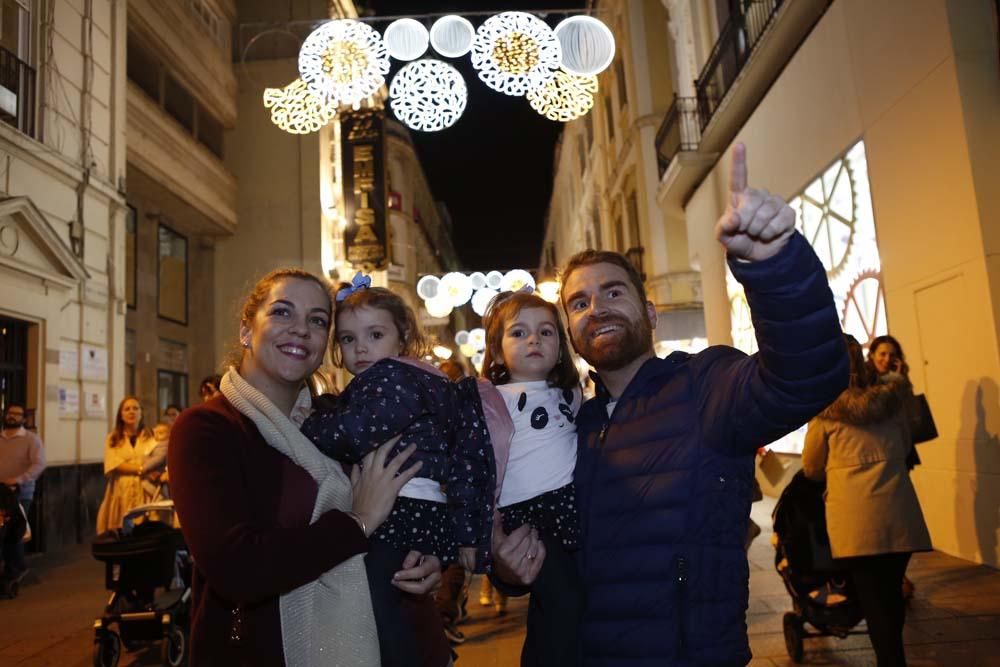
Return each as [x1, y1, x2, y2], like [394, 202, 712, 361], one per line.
[485, 271, 504, 289]
[460, 343, 477, 358]
[554, 15, 616, 77]
[389, 59, 468, 132]
[262, 78, 337, 134]
[299, 19, 389, 107]
[454, 330, 470, 346]
[430, 15, 476, 58]
[471, 12, 562, 96]
[384, 18, 428, 61]
[425, 294, 454, 319]
[440, 271, 474, 307]
[468, 328, 487, 351]
[416, 275, 441, 300]
[527, 69, 598, 122]
[469, 271, 488, 290]
[500, 269, 536, 293]
[471, 287, 500, 316]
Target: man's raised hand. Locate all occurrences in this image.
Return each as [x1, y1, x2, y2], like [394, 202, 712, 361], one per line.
[715, 143, 796, 262]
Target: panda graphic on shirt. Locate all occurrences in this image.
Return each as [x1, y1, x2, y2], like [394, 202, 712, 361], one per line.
[496, 381, 582, 508]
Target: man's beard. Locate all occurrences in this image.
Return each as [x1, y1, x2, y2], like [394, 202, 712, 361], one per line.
[4, 418, 22, 428]
[571, 313, 654, 372]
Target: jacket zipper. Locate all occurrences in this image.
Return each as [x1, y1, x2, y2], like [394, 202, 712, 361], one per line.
[675, 554, 688, 658]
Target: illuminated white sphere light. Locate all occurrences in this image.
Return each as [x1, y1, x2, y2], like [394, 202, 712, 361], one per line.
[389, 59, 468, 132]
[299, 19, 389, 106]
[471, 12, 561, 96]
[416, 274, 441, 300]
[469, 328, 487, 351]
[440, 272, 474, 308]
[430, 15, 476, 58]
[384, 18, 429, 61]
[425, 295, 454, 318]
[485, 271, 504, 289]
[262, 77, 337, 135]
[527, 68, 598, 122]
[471, 287, 500, 317]
[553, 15, 616, 77]
[469, 271, 488, 290]
[500, 269, 536, 293]
[455, 330, 470, 346]
[537, 280, 561, 303]
[459, 343, 477, 358]
[432, 345, 454, 360]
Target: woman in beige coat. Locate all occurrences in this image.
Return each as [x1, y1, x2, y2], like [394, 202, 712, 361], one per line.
[96, 397, 156, 533]
[803, 336, 931, 667]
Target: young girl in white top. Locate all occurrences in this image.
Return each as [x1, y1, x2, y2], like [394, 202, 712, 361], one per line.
[482, 289, 583, 667]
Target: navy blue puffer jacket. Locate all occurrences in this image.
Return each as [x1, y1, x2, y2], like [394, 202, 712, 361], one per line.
[574, 233, 848, 666]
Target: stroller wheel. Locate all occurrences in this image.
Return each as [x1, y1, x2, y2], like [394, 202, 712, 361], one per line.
[161, 625, 186, 666]
[93, 630, 122, 667]
[783, 612, 804, 663]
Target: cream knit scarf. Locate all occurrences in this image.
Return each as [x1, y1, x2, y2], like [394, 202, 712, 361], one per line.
[221, 369, 379, 667]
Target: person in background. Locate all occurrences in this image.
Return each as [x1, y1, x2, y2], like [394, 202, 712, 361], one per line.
[141, 422, 171, 502]
[96, 397, 156, 533]
[803, 335, 931, 667]
[163, 404, 182, 426]
[199, 376, 222, 403]
[1, 403, 46, 585]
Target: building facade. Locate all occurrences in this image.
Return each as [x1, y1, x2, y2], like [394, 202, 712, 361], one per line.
[656, 0, 1000, 567]
[124, 0, 237, 419]
[542, 0, 706, 356]
[0, 0, 127, 549]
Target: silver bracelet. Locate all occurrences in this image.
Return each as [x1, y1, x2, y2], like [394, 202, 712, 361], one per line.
[345, 511, 368, 538]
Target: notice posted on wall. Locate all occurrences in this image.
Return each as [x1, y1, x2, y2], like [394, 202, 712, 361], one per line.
[59, 348, 78, 378]
[84, 391, 106, 419]
[58, 387, 80, 418]
[81, 345, 108, 381]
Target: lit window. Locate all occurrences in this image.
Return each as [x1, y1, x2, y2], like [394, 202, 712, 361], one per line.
[157, 225, 188, 324]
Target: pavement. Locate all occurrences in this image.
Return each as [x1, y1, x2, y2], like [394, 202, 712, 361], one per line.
[1, 497, 998, 665]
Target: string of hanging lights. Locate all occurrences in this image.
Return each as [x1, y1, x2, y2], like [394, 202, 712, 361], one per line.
[262, 9, 617, 135]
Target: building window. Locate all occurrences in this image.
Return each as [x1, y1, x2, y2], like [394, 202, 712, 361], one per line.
[125, 329, 136, 397]
[126, 206, 137, 308]
[157, 370, 188, 415]
[0, 0, 35, 138]
[157, 225, 188, 324]
[615, 58, 627, 108]
[626, 192, 641, 248]
[164, 73, 195, 133]
[604, 95, 614, 142]
[127, 35, 161, 102]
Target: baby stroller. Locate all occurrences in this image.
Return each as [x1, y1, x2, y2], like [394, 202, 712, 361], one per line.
[91, 500, 191, 667]
[772, 471, 866, 662]
[0, 484, 28, 598]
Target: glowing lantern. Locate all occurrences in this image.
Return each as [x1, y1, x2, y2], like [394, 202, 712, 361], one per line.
[384, 18, 429, 61]
[299, 19, 389, 107]
[430, 15, 476, 58]
[390, 59, 468, 132]
[553, 15, 616, 77]
[471, 12, 561, 96]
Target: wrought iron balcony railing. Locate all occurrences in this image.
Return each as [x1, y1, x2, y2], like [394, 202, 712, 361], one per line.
[695, 0, 784, 131]
[655, 96, 701, 177]
[0, 46, 36, 138]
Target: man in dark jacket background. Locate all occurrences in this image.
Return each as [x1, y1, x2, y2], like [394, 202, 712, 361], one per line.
[492, 144, 850, 665]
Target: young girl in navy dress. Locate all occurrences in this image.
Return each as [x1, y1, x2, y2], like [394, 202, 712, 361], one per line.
[302, 274, 498, 667]
[482, 289, 584, 667]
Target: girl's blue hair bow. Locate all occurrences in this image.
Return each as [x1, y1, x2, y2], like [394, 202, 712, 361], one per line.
[336, 271, 372, 302]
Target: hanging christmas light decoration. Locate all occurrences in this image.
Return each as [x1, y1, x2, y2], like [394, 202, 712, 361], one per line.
[390, 59, 468, 132]
[439, 272, 475, 307]
[430, 15, 476, 58]
[553, 15, 616, 77]
[536, 280, 561, 303]
[425, 294, 454, 318]
[262, 78, 338, 134]
[500, 269, 536, 292]
[471, 287, 500, 316]
[299, 19, 389, 107]
[469, 271, 488, 290]
[416, 274, 441, 300]
[527, 68, 598, 122]
[384, 18, 429, 61]
[468, 328, 487, 351]
[485, 271, 504, 290]
[454, 330, 470, 346]
[471, 12, 561, 96]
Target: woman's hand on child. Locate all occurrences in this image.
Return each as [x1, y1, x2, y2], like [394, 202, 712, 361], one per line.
[350, 437, 422, 536]
[491, 523, 545, 586]
[392, 551, 442, 595]
[458, 547, 476, 572]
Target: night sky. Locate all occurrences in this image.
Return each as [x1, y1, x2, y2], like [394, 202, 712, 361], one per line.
[367, 0, 587, 272]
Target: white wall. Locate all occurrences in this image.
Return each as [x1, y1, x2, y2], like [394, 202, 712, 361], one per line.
[685, 0, 1000, 565]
